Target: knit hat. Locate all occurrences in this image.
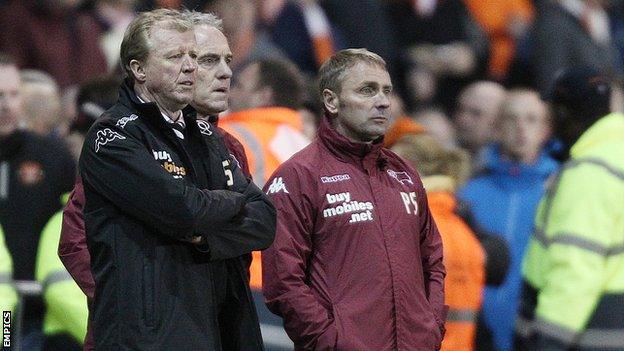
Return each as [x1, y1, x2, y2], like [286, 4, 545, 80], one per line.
[549, 66, 611, 121]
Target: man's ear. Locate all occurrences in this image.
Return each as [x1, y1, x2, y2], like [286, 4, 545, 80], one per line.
[129, 59, 146, 83]
[322, 89, 339, 115]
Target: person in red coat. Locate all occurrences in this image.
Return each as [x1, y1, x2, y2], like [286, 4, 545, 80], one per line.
[262, 48, 446, 351]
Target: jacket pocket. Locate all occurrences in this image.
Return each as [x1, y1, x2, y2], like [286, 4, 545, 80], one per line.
[142, 258, 155, 328]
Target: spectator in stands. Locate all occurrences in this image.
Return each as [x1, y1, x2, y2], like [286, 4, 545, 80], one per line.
[95, 0, 138, 72]
[392, 133, 484, 351]
[414, 107, 458, 150]
[205, 0, 285, 73]
[223, 57, 310, 187]
[260, 0, 340, 75]
[0, 0, 108, 88]
[464, 0, 534, 82]
[532, 0, 623, 94]
[0, 53, 76, 349]
[454, 81, 506, 172]
[458, 89, 559, 351]
[385, 0, 489, 112]
[20, 69, 65, 138]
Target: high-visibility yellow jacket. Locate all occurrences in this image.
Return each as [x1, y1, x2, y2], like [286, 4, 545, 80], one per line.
[36, 207, 88, 344]
[0, 225, 17, 314]
[517, 113, 624, 350]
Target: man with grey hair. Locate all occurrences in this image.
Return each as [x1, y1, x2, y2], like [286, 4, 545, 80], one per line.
[262, 48, 446, 350]
[78, 9, 275, 350]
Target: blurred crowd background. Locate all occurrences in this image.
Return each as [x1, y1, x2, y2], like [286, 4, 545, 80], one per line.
[1, 0, 623, 350]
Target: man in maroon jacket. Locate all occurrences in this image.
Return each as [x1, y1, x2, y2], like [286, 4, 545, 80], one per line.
[58, 12, 252, 350]
[262, 48, 447, 351]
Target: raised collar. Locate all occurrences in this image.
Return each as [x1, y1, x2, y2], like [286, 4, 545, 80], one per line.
[318, 115, 386, 170]
[117, 79, 197, 132]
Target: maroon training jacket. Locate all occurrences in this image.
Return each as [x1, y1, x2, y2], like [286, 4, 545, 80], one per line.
[58, 126, 251, 351]
[262, 117, 447, 351]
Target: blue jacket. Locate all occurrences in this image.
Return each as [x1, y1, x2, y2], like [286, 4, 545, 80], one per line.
[458, 144, 558, 351]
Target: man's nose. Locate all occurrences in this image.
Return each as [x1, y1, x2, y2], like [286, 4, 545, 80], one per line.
[182, 55, 197, 73]
[376, 92, 391, 109]
[217, 59, 232, 80]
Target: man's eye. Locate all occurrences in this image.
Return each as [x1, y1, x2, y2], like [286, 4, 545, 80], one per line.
[360, 87, 374, 94]
[168, 53, 183, 60]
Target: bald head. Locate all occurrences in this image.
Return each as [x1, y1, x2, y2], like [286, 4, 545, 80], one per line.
[497, 89, 550, 164]
[455, 81, 506, 153]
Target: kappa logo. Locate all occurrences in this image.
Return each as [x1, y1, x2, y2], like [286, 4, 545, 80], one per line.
[320, 174, 351, 184]
[266, 177, 289, 194]
[196, 120, 212, 136]
[116, 114, 138, 128]
[95, 128, 126, 153]
[387, 169, 413, 185]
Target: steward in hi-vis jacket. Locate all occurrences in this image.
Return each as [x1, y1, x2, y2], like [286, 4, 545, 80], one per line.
[516, 68, 624, 351]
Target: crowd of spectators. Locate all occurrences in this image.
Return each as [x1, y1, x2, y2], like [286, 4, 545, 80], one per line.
[1, 0, 623, 351]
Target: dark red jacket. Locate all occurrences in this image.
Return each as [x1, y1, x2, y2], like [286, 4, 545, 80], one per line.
[262, 117, 447, 351]
[58, 126, 251, 350]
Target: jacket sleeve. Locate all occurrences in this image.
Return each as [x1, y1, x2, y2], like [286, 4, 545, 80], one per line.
[59, 176, 95, 299]
[262, 165, 337, 350]
[80, 121, 246, 241]
[417, 181, 447, 330]
[200, 179, 276, 260]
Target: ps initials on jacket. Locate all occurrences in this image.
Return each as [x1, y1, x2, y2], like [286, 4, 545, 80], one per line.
[262, 118, 446, 351]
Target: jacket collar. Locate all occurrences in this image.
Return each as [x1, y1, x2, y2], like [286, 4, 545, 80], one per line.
[570, 112, 624, 159]
[318, 115, 387, 170]
[480, 143, 558, 179]
[118, 79, 198, 133]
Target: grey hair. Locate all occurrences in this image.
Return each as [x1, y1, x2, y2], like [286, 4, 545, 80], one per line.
[20, 69, 58, 90]
[119, 8, 194, 79]
[182, 10, 223, 31]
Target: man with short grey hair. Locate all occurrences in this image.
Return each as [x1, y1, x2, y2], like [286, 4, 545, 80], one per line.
[262, 48, 446, 350]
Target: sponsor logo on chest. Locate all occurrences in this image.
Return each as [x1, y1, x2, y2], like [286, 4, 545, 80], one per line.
[152, 149, 186, 179]
[322, 191, 375, 224]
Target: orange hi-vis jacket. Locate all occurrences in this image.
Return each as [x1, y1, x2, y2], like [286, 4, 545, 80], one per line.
[220, 107, 310, 289]
[423, 175, 485, 351]
[220, 107, 310, 187]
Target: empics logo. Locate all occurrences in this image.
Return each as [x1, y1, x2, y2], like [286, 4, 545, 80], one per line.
[3, 311, 10, 347]
[266, 177, 289, 194]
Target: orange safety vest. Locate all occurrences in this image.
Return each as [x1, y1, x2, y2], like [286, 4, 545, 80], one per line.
[220, 107, 310, 290]
[424, 179, 485, 351]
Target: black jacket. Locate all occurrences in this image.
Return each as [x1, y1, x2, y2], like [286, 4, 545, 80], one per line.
[80, 81, 276, 350]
